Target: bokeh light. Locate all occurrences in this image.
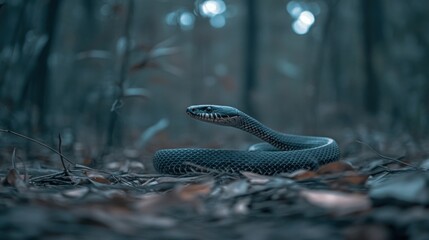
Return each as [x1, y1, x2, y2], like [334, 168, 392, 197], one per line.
[299, 11, 315, 26]
[165, 10, 195, 30]
[286, 1, 303, 18]
[287, 1, 318, 35]
[179, 12, 195, 30]
[292, 20, 309, 35]
[291, 10, 315, 35]
[165, 12, 177, 26]
[199, 0, 226, 17]
[210, 14, 226, 28]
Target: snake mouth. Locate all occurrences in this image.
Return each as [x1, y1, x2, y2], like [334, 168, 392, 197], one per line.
[186, 105, 240, 125]
[186, 108, 224, 122]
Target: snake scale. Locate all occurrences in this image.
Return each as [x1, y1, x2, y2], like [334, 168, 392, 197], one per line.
[153, 105, 340, 175]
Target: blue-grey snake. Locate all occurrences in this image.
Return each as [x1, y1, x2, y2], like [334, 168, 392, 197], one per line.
[153, 105, 340, 175]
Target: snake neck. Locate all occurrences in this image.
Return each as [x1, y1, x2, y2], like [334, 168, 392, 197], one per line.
[236, 113, 324, 150]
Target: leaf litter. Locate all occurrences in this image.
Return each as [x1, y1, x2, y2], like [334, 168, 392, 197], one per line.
[1, 138, 429, 239]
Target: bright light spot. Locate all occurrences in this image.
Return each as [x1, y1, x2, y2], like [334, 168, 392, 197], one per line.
[286, 1, 303, 18]
[179, 12, 195, 30]
[165, 11, 195, 30]
[292, 20, 309, 35]
[200, 0, 226, 17]
[210, 14, 226, 28]
[292, 11, 315, 35]
[299, 11, 315, 25]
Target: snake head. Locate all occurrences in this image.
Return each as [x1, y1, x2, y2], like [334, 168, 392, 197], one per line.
[186, 105, 241, 126]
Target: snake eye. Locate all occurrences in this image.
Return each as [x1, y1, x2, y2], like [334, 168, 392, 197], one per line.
[206, 106, 212, 113]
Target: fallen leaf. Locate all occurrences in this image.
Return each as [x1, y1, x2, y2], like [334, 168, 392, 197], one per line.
[85, 171, 111, 185]
[301, 190, 371, 215]
[337, 174, 369, 185]
[283, 162, 357, 182]
[316, 161, 354, 175]
[176, 182, 213, 201]
[129, 161, 145, 170]
[3, 168, 27, 191]
[369, 171, 429, 205]
[96, 189, 126, 199]
[241, 171, 270, 184]
[106, 162, 121, 169]
[220, 180, 249, 199]
[135, 182, 213, 214]
[285, 169, 317, 180]
[62, 187, 89, 198]
[233, 197, 250, 215]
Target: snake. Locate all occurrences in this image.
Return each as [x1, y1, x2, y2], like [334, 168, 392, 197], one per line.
[153, 105, 340, 175]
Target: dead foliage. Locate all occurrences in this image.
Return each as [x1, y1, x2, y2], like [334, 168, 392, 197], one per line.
[1, 133, 429, 239]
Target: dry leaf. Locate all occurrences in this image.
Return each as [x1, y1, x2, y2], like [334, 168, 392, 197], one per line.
[369, 171, 429, 205]
[135, 182, 212, 214]
[85, 171, 111, 185]
[316, 161, 354, 175]
[62, 187, 89, 198]
[3, 168, 27, 191]
[241, 171, 270, 184]
[285, 169, 317, 180]
[233, 198, 250, 215]
[176, 182, 213, 201]
[220, 180, 249, 199]
[301, 190, 371, 215]
[338, 174, 369, 185]
[134, 193, 166, 212]
[97, 189, 127, 199]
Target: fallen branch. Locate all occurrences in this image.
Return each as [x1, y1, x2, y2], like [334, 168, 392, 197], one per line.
[58, 134, 70, 176]
[0, 129, 90, 170]
[356, 140, 420, 170]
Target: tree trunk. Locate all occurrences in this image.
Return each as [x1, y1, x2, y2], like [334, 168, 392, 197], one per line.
[24, 0, 62, 133]
[243, 0, 258, 117]
[362, 0, 382, 115]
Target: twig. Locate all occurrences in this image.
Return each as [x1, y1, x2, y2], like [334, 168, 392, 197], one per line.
[58, 134, 70, 176]
[11, 148, 16, 169]
[105, 0, 134, 149]
[29, 172, 65, 182]
[0, 129, 91, 170]
[367, 167, 419, 177]
[183, 161, 221, 174]
[10, 148, 30, 183]
[356, 139, 420, 170]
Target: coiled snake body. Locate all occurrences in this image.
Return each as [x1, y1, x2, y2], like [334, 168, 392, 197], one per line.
[153, 105, 340, 175]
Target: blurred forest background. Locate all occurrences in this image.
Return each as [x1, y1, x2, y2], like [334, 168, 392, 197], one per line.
[0, 0, 428, 170]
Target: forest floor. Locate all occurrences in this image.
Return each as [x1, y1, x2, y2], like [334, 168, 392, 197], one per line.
[1, 130, 429, 240]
